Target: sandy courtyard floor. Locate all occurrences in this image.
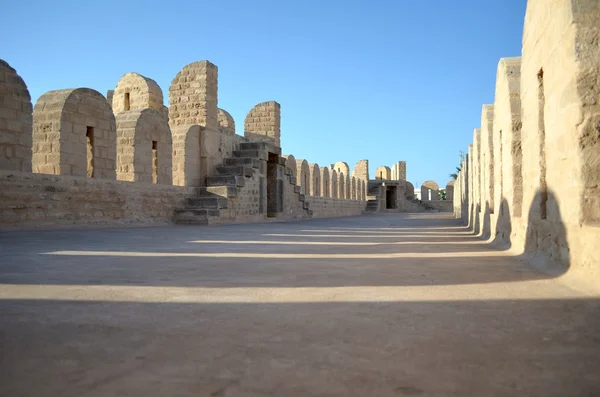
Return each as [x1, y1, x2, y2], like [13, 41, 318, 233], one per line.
[1, 213, 599, 396]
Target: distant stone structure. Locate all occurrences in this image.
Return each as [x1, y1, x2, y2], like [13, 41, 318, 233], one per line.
[391, 161, 406, 181]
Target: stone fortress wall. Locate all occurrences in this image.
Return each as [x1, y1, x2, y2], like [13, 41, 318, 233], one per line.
[368, 159, 454, 212]
[0, 59, 367, 228]
[453, 0, 600, 288]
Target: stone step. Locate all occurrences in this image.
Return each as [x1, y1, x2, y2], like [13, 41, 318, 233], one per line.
[298, 194, 305, 202]
[185, 197, 228, 209]
[224, 157, 261, 168]
[206, 175, 245, 187]
[174, 208, 220, 225]
[294, 186, 301, 194]
[232, 150, 268, 160]
[239, 141, 281, 155]
[216, 165, 255, 177]
[195, 185, 238, 198]
[303, 201, 310, 209]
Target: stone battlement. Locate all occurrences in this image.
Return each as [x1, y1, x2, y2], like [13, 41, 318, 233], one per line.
[0, 60, 368, 227]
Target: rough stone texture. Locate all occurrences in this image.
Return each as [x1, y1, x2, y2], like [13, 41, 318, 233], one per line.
[0, 60, 32, 172]
[283, 155, 297, 178]
[308, 163, 320, 196]
[115, 109, 172, 184]
[112, 72, 166, 117]
[333, 161, 350, 179]
[171, 124, 202, 187]
[351, 177, 356, 200]
[330, 169, 338, 199]
[391, 161, 407, 181]
[338, 172, 346, 200]
[375, 166, 391, 180]
[405, 181, 415, 199]
[106, 90, 114, 110]
[454, 0, 600, 292]
[421, 180, 439, 201]
[345, 174, 351, 200]
[217, 108, 235, 135]
[244, 101, 281, 147]
[445, 181, 455, 201]
[480, 104, 495, 233]
[32, 88, 116, 179]
[320, 166, 330, 197]
[305, 196, 366, 218]
[0, 170, 194, 228]
[296, 159, 310, 195]
[169, 61, 218, 131]
[493, 57, 523, 242]
[352, 159, 369, 182]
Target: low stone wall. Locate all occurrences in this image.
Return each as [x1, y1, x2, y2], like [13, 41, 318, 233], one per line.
[0, 170, 195, 229]
[0, 170, 368, 229]
[423, 200, 453, 212]
[304, 196, 366, 218]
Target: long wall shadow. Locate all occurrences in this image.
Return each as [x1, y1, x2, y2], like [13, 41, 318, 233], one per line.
[1, 298, 599, 397]
[0, 207, 570, 288]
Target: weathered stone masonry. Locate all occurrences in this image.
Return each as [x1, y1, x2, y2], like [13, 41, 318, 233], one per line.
[0, 59, 368, 228]
[454, 0, 600, 289]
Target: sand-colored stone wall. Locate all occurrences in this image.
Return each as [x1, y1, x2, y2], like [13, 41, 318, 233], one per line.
[295, 159, 310, 195]
[305, 196, 366, 218]
[217, 108, 235, 135]
[391, 161, 407, 181]
[1, 58, 369, 229]
[169, 61, 218, 130]
[0, 60, 32, 172]
[112, 72, 165, 116]
[330, 169, 338, 199]
[454, 0, 600, 291]
[32, 88, 116, 179]
[320, 167, 330, 197]
[375, 166, 391, 180]
[244, 101, 281, 147]
[308, 163, 320, 196]
[115, 109, 172, 184]
[0, 170, 195, 229]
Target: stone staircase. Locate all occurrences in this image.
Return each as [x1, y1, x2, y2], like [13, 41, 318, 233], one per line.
[365, 183, 381, 212]
[174, 141, 311, 224]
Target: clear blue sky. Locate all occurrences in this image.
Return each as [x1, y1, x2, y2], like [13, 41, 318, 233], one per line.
[3, 0, 526, 187]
